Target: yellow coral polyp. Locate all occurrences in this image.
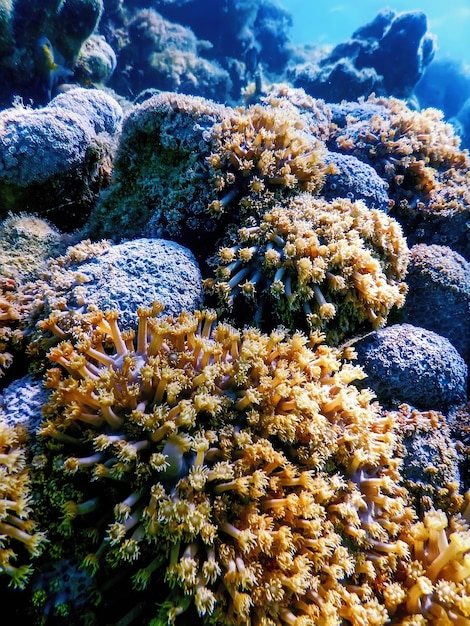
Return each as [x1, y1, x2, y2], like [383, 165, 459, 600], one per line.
[208, 100, 328, 209]
[208, 193, 408, 342]
[36, 303, 452, 624]
[0, 417, 46, 589]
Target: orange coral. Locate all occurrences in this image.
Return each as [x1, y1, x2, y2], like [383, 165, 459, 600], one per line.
[332, 95, 470, 219]
[0, 277, 19, 376]
[391, 508, 470, 624]
[206, 98, 330, 219]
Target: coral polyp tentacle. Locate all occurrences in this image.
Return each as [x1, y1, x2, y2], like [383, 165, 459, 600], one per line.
[28, 302, 470, 624]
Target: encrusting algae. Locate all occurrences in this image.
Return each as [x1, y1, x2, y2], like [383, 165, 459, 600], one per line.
[17, 301, 470, 625]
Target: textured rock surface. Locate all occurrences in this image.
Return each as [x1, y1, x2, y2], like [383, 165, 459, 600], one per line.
[352, 323, 468, 409]
[0, 88, 122, 229]
[66, 238, 204, 328]
[401, 244, 470, 362]
[322, 151, 390, 212]
[0, 374, 48, 434]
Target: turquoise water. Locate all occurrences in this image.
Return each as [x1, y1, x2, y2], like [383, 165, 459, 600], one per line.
[280, 1, 470, 64]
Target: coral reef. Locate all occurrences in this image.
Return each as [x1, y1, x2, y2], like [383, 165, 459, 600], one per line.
[0, 277, 19, 378]
[85, 92, 329, 253]
[328, 95, 470, 259]
[206, 98, 328, 200]
[0, 4, 469, 621]
[29, 303, 410, 623]
[0, 374, 50, 434]
[0, 0, 104, 106]
[8, 302, 466, 625]
[351, 324, 468, 410]
[20, 234, 202, 355]
[401, 244, 470, 362]
[148, 0, 293, 97]
[288, 9, 436, 103]
[0, 234, 203, 389]
[260, 84, 333, 142]
[0, 88, 122, 231]
[396, 506, 470, 624]
[0, 276, 29, 381]
[448, 403, 470, 492]
[0, 414, 46, 589]
[109, 8, 231, 101]
[0, 236, 202, 378]
[0, 239, 114, 383]
[85, 91, 411, 340]
[48, 86, 123, 135]
[0, 214, 64, 284]
[205, 193, 408, 343]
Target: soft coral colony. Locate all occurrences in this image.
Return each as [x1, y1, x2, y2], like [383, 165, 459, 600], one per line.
[0, 415, 46, 588]
[203, 98, 408, 341]
[13, 301, 469, 625]
[87, 91, 409, 343]
[0, 65, 469, 626]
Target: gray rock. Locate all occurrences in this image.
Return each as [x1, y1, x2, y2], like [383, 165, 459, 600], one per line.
[67, 238, 204, 329]
[322, 151, 390, 212]
[84, 91, 228, 243]
[0, 374, 48, 435]
[0, 88, 123, 228]
[49, 87, 123, 136]
[0, 106, 95, 186]
[391, 404, 462, 510]
[352, 323, 468, 409]
[401, 244, 470, 363]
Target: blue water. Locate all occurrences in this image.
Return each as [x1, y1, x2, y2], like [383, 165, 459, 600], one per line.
[280, 1, 470, 65]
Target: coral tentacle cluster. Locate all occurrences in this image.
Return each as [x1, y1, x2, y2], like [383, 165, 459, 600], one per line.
[0, 416, 46, 589]
[23, 302, 469, 624]
[206, 193, 408, 343]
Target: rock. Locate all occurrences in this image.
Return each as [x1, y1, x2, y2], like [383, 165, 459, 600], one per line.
[322, 152, 390, 212]
[66, 238, 204, 329]
[288, 9, 436, 102]
[0, 374, 48, 435]
[0, 88, 122, 230]
[401, 244, 470, 362]
[352, 323, 468, 410]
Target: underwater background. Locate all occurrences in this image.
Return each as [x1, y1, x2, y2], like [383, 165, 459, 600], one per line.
[282, 0, 470, 64]
[1, 1, 470, 625]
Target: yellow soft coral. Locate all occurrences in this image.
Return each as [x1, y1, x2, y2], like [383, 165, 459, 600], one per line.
[206, 193, 408, 343]
[0, 417, 46, 588]
[332, 95, 470, 219]
[0, 276, 19, 376]
[390, 508, 470, 624]
[34, 302, 422, 625]
[207, 98, 330, 219]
